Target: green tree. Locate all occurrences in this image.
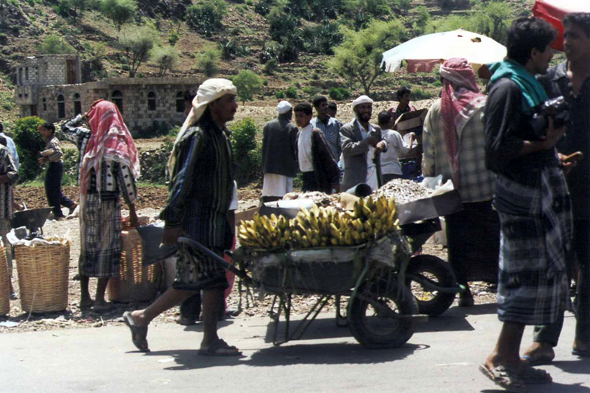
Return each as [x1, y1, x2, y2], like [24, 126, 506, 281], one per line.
[198, 46, 221, 77]
[328, 20, 406, 96]
[100, 0, 137, 32]
[13, 117, 46, 182]
[483, 1, 511, 43]
[396, 0, 411, 15]
[57, 0, 89, 22]
[119, 25, 159, 77]
[38, 34, 74, 54]
[186, 0, 227, 37]
[233, 70, 263, 102]
[151, 46, 179, 76]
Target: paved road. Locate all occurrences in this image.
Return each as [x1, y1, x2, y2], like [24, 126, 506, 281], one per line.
[1, 305, 589, 393]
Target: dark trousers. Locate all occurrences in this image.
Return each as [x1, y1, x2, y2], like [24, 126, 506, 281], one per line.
[445, 201, 500, 286]
[180, 292, 202, 320]
[301, 171, 318, 192]
[45, 161, 75, 218]
[534, 219, 590, 345]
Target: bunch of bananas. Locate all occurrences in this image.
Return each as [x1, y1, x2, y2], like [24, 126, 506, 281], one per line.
[238, 196, 398, 250]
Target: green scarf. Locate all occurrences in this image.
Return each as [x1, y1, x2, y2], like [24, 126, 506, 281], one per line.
[488, 59, 548, 112]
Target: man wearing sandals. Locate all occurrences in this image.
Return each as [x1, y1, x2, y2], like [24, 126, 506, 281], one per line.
[123, 78, 241, 356]
[482, 17, 571, 391]
[521, 12, 590, 366]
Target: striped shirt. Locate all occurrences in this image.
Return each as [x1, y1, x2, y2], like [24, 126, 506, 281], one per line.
[422, 99, 495, 203]
[160, 113, 234, 248]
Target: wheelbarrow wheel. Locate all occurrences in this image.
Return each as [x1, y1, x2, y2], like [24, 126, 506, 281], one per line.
[347, 279, 418, 348]
[406, 255, 456, 317]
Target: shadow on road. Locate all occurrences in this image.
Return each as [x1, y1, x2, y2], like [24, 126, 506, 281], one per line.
[482, 381, 590, 392]
[146, 341, 424, 371]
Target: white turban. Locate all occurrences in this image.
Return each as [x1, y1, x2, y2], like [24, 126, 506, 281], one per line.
[169, 78, 237, 173]
[352, 95, 374, 110]
[175, 78, 238, 144]
[277, 100, 292, 114]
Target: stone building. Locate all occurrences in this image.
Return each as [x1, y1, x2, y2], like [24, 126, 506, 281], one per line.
[14, 55, 200, 135]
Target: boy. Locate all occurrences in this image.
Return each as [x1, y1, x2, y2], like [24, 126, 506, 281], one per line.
[294, 103, 340, 193]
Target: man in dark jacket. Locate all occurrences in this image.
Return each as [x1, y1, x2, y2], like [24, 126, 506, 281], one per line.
[522, 12, 590, 366]
[261, 101, 299, 202]
[340, 95, 387, 192]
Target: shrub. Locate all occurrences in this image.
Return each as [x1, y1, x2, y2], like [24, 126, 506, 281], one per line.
[254, 0, 272, 16]
[151, 45, 179, 76]
[263, 58, 278, 75]
[38, 34, 74, 54]
[275, 91, 286, 99]
[413, 88, 433, 100]
[100, 0, 136, 32]
[229, 118, 262, 185]
[285, 86, 298, 99]
[329, 87, 350, 100]
[301, 22, 342, 55]
[168, 29, 180, 46]
[13, 117, 46, 182]
[186, 0, 227, 37]
[233, 70, 263, 102]
[198, 46, 221, 77]
[120, 25, 159, 78]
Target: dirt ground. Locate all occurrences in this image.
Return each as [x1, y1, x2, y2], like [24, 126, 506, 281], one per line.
[1, 185, 497, 334]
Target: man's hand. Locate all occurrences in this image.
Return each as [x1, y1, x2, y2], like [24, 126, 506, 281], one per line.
[81, 112, 89, 121]
[38, 157, 48, 165]
[374, 140, 387, 153]
[365, 135, 379, 146]
[162, 226, 182, 246]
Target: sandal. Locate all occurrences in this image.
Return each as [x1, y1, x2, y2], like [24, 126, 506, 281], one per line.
[198, 339, 241, 357]
[123, 311, 150, 352]
[479, 363, 526, 393]
[519, 365, 552, 384]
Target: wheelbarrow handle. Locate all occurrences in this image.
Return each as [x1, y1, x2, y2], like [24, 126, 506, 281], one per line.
[177, 237, 251, 282]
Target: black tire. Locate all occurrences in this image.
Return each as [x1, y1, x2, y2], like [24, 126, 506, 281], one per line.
[347, 278, 418, 348]
[406, 254, 457, 317]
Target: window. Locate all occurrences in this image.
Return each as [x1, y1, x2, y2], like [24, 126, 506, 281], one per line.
[176, 91, 185, 113]
[147, 92, 156, 111]
[112, 90, 123, 113]
[73, 93, 82, 115]
[25, 67, 29, 81]
[57, 94, 65, 118]
[42, 98, 47, 111]
[18, 68, 23, 85]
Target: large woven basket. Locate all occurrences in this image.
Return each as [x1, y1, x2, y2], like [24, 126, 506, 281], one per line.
[0, 245, 9, 316]
[108, 229, 158, 303]
[15, 241, 70, 313]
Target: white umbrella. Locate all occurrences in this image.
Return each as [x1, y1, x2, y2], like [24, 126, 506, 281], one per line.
[381, 29, 507, 73]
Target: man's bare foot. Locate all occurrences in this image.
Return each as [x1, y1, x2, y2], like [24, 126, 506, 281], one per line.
[522, 342, 555, 366]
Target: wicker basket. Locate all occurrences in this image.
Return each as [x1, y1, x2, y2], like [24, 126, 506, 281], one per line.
[0, 245, 9, 316]
[15, 240, 70, 313]
[108, 229, 158, 303]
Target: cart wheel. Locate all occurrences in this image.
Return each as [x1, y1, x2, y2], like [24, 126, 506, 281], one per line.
[406, 255, 456, 317]
[347, 279, 418, 348]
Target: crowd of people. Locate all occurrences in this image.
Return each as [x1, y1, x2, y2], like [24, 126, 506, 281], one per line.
[0, 11, 589, 392]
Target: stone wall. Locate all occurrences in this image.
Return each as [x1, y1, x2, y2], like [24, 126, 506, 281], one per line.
[30, 77, 200, 135]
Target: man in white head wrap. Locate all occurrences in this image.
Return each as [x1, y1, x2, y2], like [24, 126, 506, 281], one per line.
[340, 95, 388, 191]
[123, 78, 242, 356]
[260, 100, 299, 202]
